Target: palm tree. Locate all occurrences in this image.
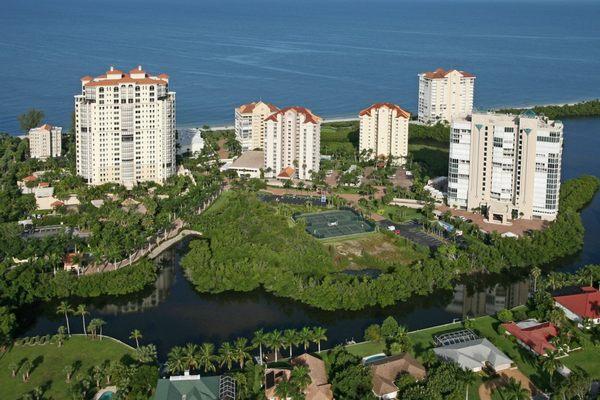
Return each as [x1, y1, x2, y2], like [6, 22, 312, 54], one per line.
[64, 365, 74, 383]
[136, 344, 157, 364]
[21, 360, 31, 382]
[219, 342, 236, 370]
[499, 377, 529, 400]
[96, 319, 106, 340]
[253, 329, 267, 365]
[32, 386, 43, 400]
[87, 320, 98, 339]
[283, 329, 298, 358]
[198, 343, 216, 373]
[183, 343, 200, 372]
[542, 350, 561, 384]
[56, 301, 73, 336]
[274, 379, 295, 399]
[74, 304, 89, 336]
[129, 329, 143, 349]
[579, 265, 596, 287]
[267, 330, 283, 362]
[92, 365, 104, 389]
[233, 337, 252, 369]
[56, 325, 66, 347]
[290, 365, 311, 392]
[531, 266, 541, 293]
[8, 362, 18, 378]
[298, 327, 313, 352]
[166, 346, 186, 375]
[311, 326, 327, 353]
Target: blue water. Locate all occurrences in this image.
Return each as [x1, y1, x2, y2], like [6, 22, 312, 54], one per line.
[1, 0, 599, 133]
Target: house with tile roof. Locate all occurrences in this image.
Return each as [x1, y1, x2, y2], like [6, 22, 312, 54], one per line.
[367, 353, 426, 399]
[154, 372, 235, 400]
[554, 286, 600, 325]
[433, 338, 513, 372]
[265, 353, 333, 400]
[501, 319, 559, 356]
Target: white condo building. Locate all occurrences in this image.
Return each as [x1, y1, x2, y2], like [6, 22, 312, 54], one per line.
[447, 111, 563, 222]
[264, 106, 321, 180]
[359, 102, 410, 164]
[28, 124, 62, 160]
[235, 101, 279, 152]
[418, 68, 475, 125]
[75, 66, 176, 186]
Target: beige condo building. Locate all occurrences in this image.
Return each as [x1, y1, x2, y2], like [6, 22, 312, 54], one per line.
[448, 111, 563, 223]
[359, 102, 410, 164]
[418, 68, 475, 124]
[235, 101, 279, 152]
[28, 124, 62, 160]
[264, 106, 321, 181]
[75, 66, 176, 187]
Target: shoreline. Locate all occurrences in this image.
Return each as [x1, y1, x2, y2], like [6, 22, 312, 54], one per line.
[176, 98, 598, 131]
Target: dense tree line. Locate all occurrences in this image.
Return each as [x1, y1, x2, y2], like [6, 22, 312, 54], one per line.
[181, 175, 597, 311]
[498, 99, 600, 120]
[408, 123, 450, 144]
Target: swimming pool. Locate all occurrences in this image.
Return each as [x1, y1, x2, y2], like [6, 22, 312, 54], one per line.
[362, 353, 387, 365]
[98, 391, 114, 400]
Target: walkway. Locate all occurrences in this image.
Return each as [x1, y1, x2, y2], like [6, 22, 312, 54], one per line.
[82, 186, 223, 275]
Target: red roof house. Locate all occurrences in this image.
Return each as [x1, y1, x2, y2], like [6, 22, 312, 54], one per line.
[554, 287, 600, 323]
[501, 320, 559, 356]
[277, 166, 296, 179]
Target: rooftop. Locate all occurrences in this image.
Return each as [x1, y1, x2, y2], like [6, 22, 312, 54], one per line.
[359, 102, 411, 119]
[237, 101, 279, 114]
[230, 150, 264, 170]
[81, 65, 169, 87]
[154, 374, 222, 400]
[501, 319, 558, 356]
[554, 286, 600, 320]
[369, 353, 426, 396]
[422, 68, 475, 79]
[433, 338, 513, 371]
[264, 106, 321, 124]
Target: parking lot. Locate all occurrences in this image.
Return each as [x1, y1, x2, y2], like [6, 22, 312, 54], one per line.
[378, 219, 445, 250]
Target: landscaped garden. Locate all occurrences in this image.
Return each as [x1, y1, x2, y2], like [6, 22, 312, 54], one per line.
[0, 335, 135, 399]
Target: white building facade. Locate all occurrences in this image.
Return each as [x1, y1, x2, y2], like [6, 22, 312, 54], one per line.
[447, 111, 563, 222]
[177, 128, 204, 156]
[235, 101, 279, 152]
[359, 102, 410, 164]
[28, 124, 62, 160]
[418, 68, 475, 124]
[75, 66, 176, 186]
[264, 107, 321, 180]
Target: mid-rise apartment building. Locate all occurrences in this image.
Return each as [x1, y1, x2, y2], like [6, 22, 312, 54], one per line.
[418, 68, 475, 124]
[28, 124, 62, 159]
[264, 106, 321, 180]
[447, 111, 563, 222]
[75, 66, 176, 186]
[359, 102, 410, 164]
[235, 101, 279, 152]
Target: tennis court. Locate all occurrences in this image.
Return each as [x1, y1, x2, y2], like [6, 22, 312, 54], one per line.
[293, 209, 375, 239]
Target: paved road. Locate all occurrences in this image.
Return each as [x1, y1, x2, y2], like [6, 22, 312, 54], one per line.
[21, 225, 91, 239]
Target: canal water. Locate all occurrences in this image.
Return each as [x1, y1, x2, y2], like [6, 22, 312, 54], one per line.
[21, 118, 600, 360]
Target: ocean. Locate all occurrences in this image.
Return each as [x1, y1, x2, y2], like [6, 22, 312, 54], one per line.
[1, 0, 599, 133]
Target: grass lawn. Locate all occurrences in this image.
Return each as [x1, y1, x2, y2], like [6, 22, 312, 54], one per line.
[377, 205, 424, 223]
[322, 232, 425, 270]
[0, 335, 134, 400]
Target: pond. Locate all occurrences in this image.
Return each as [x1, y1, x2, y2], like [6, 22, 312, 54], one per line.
[20, 118, 600, 360]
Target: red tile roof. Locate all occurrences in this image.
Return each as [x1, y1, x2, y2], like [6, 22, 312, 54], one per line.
[277, 166, 295, 178]
[423, 68, 475, 79]
[129, 66, 146, 74]
[265, 106, 321, 124]
[237, 101, 279, 114]
[83, 66, 168, 87]
[23, 175, 37, 182]
[51, 200, 64, 208]
[35, 124, 53, 131]
[359, 102, 411, 118]
[38, 182, 50, 188]
[501, 321, 558, 356]
[554, 287, 600, 320]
